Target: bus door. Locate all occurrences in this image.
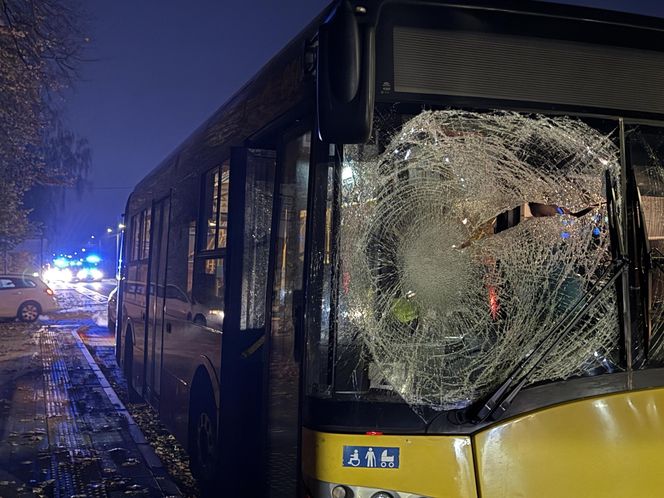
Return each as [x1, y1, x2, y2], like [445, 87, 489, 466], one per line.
[220, 133, 312, 496]
[146, 196, 171, 407]
[263, 130, 313, 497]
[125, 208, 151, 397]
[219, 147, 276, 494]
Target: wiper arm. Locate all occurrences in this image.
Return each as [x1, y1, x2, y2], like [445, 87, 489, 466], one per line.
[471, 258, 628, 424]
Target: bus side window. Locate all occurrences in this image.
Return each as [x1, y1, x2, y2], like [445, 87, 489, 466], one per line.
[271, 133, 311, 337]
[201, 162, 230, 252]
[130, 214, 140, 261]
[239, 149, 275, 331]
[630, 128, 664, 363]
[192, 257, 225, 328]
[643, 196, 664, 305]
[187, 221, 196, 297]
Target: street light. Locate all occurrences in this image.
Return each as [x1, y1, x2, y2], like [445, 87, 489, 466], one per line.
[106, 227, 113, 234]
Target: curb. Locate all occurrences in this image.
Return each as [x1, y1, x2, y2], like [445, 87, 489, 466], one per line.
[70, 329, 182, 496]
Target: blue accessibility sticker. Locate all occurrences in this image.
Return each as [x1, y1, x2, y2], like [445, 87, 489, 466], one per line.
[343, 446, 400, 469]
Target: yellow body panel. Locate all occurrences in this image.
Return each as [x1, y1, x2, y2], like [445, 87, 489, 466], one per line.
[475, 387, 664, 498]
[302, 428, 477, 498]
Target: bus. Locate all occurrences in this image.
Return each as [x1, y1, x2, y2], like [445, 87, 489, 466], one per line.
[115, 0, 664, 496]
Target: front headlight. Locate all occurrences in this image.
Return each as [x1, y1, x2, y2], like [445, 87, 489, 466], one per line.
[91, 269, 104, 280]
[43, 269, 58, 282]
[77, 269, 89, 280]
[209, 309, 225, 318]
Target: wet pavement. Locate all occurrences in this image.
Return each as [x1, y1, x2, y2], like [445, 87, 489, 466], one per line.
[0, 288, 183, 497]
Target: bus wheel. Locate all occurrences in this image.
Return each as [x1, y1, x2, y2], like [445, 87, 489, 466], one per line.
[123, 329, 140, 403]
[189, 384, 218, 492]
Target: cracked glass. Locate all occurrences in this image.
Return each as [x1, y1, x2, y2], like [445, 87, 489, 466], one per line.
[311, 110, 622, 410]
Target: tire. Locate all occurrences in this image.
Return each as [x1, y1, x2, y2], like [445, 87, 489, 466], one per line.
[18, 301, 41, 322]
[189, 382, 218, 494]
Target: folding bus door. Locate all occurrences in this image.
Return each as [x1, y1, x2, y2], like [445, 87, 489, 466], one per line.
[220, 135, 311, 496]
[146, 196, 171, 407]
[263, 131, 312, 497]
[218, 147, 276, 495]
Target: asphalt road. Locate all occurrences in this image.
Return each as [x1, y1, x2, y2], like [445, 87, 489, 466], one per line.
[77, 279, 116, 297]
[51, 278, 116, 298]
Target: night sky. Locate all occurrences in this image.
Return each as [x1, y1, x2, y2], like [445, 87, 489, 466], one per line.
[60, 0, 329, 248]
[59, 0, 664, 251]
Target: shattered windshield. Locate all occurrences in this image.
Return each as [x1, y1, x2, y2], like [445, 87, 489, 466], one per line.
[312, 110, 622, 410]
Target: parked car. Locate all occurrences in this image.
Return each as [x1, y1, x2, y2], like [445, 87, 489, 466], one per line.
[0, 274, 58, 322]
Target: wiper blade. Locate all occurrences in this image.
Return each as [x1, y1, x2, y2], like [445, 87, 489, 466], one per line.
[471, 258, 627, 424]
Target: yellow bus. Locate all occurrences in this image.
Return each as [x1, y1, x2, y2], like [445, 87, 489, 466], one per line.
[115, 0, 664, 496]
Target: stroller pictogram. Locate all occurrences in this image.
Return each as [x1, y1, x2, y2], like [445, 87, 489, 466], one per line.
[380, 449, 395, 468]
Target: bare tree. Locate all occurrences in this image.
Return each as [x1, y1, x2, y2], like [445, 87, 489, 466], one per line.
[0, 0, 90, 255]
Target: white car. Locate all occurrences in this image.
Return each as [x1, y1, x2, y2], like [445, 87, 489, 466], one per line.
[0, 274, 58, 322]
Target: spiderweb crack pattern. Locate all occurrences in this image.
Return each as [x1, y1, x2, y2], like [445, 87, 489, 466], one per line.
[338, 110, 621, 409]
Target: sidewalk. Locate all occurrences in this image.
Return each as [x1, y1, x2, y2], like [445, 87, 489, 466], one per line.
[0, 299, 181, 496]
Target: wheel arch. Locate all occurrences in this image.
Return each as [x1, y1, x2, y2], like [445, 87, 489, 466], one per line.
[188, 356, 220, 416]
[18, 300, 42, 313]
[187, 357, 222, 490]
[124, 319, 135, 348]
[187, 358, 220, 453]
[122, 320, 135, 369]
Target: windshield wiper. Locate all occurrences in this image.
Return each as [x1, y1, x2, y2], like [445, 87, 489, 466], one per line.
[469, 258, 628, 424]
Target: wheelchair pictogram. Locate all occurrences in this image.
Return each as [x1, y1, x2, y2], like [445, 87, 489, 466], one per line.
[347, 449, 361, 467]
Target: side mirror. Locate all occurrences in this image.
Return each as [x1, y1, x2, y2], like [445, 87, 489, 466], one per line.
[317, 0, 375, 144]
